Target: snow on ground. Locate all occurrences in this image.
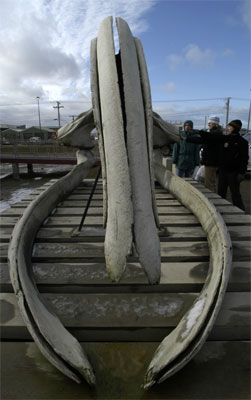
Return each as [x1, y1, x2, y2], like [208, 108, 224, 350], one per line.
[0, 188, 34, 213]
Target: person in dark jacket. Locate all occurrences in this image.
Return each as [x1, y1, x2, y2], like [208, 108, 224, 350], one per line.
[172, 120, 200, 177]
[188, 119, 249, 211]
[200, 116, 223, 191]
[217, 120, 248, 211]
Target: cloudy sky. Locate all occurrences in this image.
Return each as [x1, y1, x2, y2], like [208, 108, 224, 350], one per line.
[0, 0, 250, 129]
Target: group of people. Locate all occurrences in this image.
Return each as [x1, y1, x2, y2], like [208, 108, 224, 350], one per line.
[172, 116, 249, 211]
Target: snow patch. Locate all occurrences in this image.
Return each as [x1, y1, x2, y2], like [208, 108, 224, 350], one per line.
[0, 188, 34, 212]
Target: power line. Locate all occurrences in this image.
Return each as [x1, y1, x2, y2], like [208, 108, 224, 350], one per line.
[152, 98, 226, 103]
[231, 97, 250, 101]
[0, 100, 92, 107]
[68, 115, 77, 121]
[0, 97, 249, 107]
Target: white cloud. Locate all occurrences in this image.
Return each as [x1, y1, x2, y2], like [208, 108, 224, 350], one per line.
[166, 43, 216, 70]
[222, 49, 235, 57]
[0, 0, 158, 126]
[166, 54, 183, 71]
[240, 0, 251, 30]
[184, 44, 215, 68]
[226, 0, 250, 30]
[162, 82, 177, 93]
[153, 102, 249, 130]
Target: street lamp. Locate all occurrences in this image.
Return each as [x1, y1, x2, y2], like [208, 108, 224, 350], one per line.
[36, 96, 41, 130]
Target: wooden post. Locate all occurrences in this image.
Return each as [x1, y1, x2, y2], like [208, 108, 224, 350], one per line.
[12, 163, 20, 179]
[27, 163, 34, 175]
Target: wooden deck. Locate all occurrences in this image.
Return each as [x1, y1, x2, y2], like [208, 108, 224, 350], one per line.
[0, 178, 250, 399]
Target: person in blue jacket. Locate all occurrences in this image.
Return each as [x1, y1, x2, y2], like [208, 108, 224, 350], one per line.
[172, 120, 200, 177]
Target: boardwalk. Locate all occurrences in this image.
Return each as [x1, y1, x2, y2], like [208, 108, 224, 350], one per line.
[0, 178, 250, 399]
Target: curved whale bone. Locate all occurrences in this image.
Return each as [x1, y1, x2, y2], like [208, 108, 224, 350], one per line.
[144, 164, 232, 389]
[153, 111, 180, 147]
[116, 17, 162, 284]
[8, 159, 96, 386]
[90, 16, 164, 284]
[57, 108, 96, 149]
[94, 16, 134, 283]
[90, 37, 108, 228]
[7, 15, 233, 389]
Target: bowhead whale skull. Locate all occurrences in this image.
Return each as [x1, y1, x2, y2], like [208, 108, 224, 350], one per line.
[58, 17, 180, 284]
[9, 16, 230, 389]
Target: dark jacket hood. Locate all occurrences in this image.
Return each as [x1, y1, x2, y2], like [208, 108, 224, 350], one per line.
[184, 120, 193, 129]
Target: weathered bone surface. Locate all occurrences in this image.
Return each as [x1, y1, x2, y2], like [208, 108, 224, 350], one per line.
[96, 16, 134, 282]
[144, 165, 232, 389]
[90, 37, 108, 227]
[153, 111, 180, 146]
[116, 17, 161, 283]
[57, 109, 95, 149]
[7, 15, 232, 390]
[8, 159, 96, 386]
[134, 38, 160, 229]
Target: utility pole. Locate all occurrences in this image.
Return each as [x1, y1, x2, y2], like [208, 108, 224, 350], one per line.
[204, 116, 207, 129]
[36, 96, 41, 130]
[53, 101, 64, 128]
[247, 99, 251, 132]
[225, 97, 231, 131]
[69, 115, 77, 121]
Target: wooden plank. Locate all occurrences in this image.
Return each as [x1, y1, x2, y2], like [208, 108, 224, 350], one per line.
[1, 204, 245, 221]
[1, 225, 249, 243]
[0, 216, 21, 227]
[45, 215, 200, 226]
[55, 206, 191, 216]
[0, 205, 194, 217]
[1, 261, 250, 293]
[31, 241, 211, 261]
[24, 191, 213, 202]
[43, 214, 250, 227]
[0, 207, 104, 217]
[0, 225, 208, 242]
[1, 213, 250, 229]
[0, 227, 14, 241]
[2, 240, 249, 263]
[3, 204, 244, 217]
[1, 341, 250, 400]
[211, 205, 244, 214]
[19, 193, 104, 201]
[227, 225, 251, 240]
[14, 197, 232, 208]
[1, 292, 250, 341]
[1, 177, 250, 399]
[11, 200, 105, 208]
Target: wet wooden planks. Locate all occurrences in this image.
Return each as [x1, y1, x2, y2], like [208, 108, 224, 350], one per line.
[0, 177, 250, 399]
[1, 291, 250, 341]
[1, 178, 250, 333]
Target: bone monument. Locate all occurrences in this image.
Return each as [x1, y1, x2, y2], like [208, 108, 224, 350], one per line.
[8, 16, 232, 389]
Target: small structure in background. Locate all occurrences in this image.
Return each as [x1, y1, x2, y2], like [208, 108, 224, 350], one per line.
[0, 126, 57, 143]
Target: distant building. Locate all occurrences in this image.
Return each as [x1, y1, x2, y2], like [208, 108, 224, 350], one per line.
[0, 126, 57, 142]
[0, 124, 26, 132]
[0, 128, 23, 143]
[21, 126, 56, 141]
